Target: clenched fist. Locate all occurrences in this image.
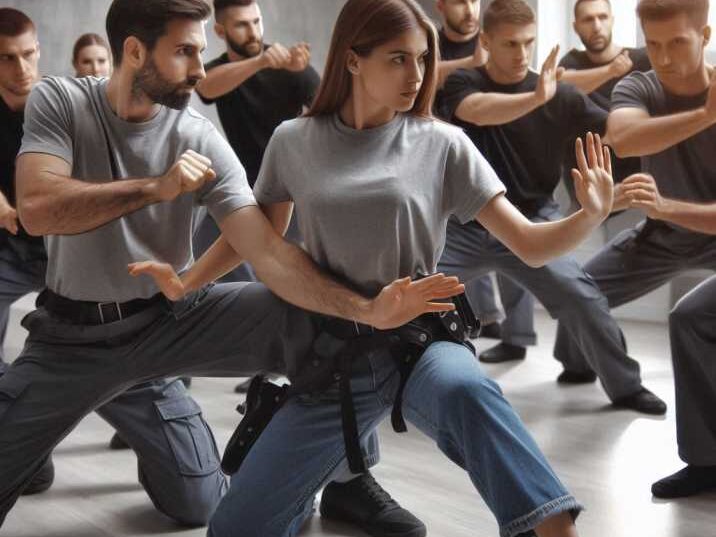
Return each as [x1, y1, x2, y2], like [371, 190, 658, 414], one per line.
[154, 150, 216, 202]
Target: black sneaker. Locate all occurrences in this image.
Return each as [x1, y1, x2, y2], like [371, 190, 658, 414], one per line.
[612, 387, 667, 415]
[22, 457, 54, 496]
[320, 472, 426, 537]
[652, 465, 716, 498]
[479, 342, 526, 364]
[556, 370, 598, 384]
[109, 432, 130, 450]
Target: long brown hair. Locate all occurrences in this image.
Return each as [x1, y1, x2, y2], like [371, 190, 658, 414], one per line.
[306, 0, 439, 118]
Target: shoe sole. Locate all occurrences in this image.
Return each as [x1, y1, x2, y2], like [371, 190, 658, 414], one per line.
[320, 507, 427, 537]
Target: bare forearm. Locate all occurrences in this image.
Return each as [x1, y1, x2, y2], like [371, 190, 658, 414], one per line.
[182, 236, 244, 292]
[520, 210, 602, 265]
[245, 235, 373, 322]
[196, 56, 265, 100]
[20, 173, 159, 235]
[457, 91, 542, 126]
[656, 199, 716, 234]
[561, 65, 614, 94]
[609, 108, 714, 158]
[439, 58, 475, 87]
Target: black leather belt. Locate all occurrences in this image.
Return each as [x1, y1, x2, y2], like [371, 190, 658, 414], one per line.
[41, 289, 165, 325]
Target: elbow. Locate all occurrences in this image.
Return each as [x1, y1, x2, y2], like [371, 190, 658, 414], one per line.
[605, 126, 637, 159]
[17, 198, 49, 236]
[521, 252, 548, 269]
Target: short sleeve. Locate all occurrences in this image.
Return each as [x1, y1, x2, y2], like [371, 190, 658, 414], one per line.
[443, 128, 506, 224]
[442, 69, 481, 122]
[296, 65, 321, 108]
[19, 77, 74, 165]
[196, 123, 257, 223]
[253, 126, 291, 205]
[611, 71, 651, 112]
[558, 49, 580, 69]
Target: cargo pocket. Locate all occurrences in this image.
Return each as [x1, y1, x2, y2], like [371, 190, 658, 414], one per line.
[0, 375, 30, 422]
[155, 396, 220, 477]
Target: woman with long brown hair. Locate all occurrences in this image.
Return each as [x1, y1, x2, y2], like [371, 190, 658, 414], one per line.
[134, 0, 612, 535]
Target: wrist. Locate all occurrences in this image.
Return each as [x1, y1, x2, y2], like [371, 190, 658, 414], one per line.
[141, 178, 164, 203]
[351, 296, 376, 326]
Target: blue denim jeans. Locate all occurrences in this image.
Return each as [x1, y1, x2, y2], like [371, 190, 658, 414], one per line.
[208, 340, 582, 537]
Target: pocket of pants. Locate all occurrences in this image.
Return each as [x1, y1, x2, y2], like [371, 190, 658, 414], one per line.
[155, 396, 220, 477]
[0, 375, 29, 421]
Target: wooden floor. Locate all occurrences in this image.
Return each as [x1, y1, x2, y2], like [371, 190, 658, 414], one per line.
[3, 311, 716, 537]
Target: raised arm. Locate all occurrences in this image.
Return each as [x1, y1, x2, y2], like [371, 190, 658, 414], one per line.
[16, 150, 216, 236]
[197, 43, 311, 101]
[438, 43, 488, 87]
[560, 50, 632, 95]
[455, 45, 563, 126]
[477, 132, 613, 267]
[608, 72, 716, 158]
[620, 173, 716, 234]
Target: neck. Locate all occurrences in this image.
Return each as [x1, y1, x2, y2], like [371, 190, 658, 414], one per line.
[0, 88, 28, 112]
[442, 24, 479, 44]
[339, 91, 396, 130]
[105, 68, 161, 122]
[584, 42, 622, 64]
[660, 62, 712, 96]
[485, 60, 526, 85]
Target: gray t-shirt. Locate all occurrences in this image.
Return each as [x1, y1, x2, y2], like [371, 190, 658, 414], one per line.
[254, 113, 505, 296]
[20, 76, 255, 302]
[612, 70, 716, 205]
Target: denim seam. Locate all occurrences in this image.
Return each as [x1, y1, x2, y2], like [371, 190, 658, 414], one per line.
[501, 495, 584, 537]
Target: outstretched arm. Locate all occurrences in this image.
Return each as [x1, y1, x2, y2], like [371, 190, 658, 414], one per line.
[477, 132, 613, 267]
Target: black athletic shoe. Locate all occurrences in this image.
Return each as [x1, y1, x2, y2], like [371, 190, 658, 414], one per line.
[320, 472, 426, 537]
[22, 457, 54, 496]
[479, 342, 526, 364]
[652, 465, 716, 499]
[181, 377, 192, 388]
[108, 432, 130, 450]
[477, 322, 501, 340]
[556, 370, 598, 384]
[612, 387, 667, 415]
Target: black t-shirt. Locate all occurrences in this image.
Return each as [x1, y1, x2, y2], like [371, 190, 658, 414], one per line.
[443, 67, 608, 213]
[559, 47, 651, 182]
[435, 29, 480, 119]
[199, 47, 321, 186]
[0, 95, 42, 244]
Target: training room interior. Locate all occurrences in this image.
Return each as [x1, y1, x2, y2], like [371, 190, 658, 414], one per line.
[1, 0, 715, 536]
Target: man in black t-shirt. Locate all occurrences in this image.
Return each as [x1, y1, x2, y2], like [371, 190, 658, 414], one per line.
[437, 0, 666, 415]
[194, 0, 320, 286]
[435, 0, 533, 351]
[559, 0, 651, 201]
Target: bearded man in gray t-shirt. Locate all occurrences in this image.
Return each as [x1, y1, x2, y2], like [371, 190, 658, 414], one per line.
[0, 0, 459, 529]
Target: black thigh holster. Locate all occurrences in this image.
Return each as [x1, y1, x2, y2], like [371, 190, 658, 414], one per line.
[221, 292, 479, 476]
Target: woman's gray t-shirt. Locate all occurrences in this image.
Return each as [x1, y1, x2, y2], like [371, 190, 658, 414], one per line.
[254, 114, 505, 296]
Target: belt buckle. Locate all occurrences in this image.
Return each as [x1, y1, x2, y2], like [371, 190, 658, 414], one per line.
[98, 301, 123, 324]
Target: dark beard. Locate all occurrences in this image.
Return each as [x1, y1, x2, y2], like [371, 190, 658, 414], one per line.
[227, 34, 263, 58]
[132, 57, 198, 110]
[445, 15, 477, 36]
[584, 32, 613, 54]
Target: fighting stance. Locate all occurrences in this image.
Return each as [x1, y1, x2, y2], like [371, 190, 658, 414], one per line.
[559, 0, 651, 202]
[437, 0, 665, 414]
[434, 0, 527, 346]
[0, 0, 455, 528]
[554, 0, 716, 479]
[193, 0, 320, 284]
[144, 0, 625, 534]
[618, 175, 716, 499]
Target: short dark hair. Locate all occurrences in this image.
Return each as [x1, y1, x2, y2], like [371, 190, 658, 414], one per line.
[106, 0, 212, 64]
[483, 0, 536, 34]
[574, 0, 612, 20]
[0, 7, 36, 37]
[72, 33, 110, 63]
[637, 0, 710, 27]
[214, 0, 255, 21]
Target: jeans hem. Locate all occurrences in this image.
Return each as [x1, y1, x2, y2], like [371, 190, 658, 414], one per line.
[500, 495, 583, 537]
